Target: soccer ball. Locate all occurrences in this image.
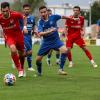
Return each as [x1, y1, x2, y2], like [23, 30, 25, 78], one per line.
[4, 73, 16, 86]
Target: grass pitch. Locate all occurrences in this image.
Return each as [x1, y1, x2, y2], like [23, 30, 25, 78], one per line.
[0, 45, 100, 100]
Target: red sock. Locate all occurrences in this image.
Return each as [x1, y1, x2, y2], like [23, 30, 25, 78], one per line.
[19, 56, 25, 69]
[84, 49, 93, 60]
[68, 51, 72, 61]
[11, 53, 23, 71]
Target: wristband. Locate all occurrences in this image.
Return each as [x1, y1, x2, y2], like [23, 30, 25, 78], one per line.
[23, 26, 27, 29]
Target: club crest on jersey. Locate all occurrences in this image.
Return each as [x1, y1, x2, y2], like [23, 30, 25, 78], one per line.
[10, 19, 14, 24]
[50, 21, 53, 25]
[31, 19, 33, 22]
[78, 20, 81, 24]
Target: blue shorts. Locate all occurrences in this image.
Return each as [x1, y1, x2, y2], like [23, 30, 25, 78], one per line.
[24, 35, 32, 52]
[37, 39, 64, 56]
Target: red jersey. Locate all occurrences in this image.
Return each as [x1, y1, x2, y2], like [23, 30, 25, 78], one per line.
[0, 11, 23, 37]
[65, 15, 84, 37]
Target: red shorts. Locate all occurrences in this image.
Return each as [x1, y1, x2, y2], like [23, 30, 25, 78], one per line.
[66, 35, 85, 48]
[5, 34, 24, 52]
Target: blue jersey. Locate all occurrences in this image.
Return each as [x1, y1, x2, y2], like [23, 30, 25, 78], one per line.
[37, 15, 64, 56]
[19, 15, 35, 33]
[38, 14, 61, 44]
[24, 15, 35, 52]
[25, 15, 35, 35]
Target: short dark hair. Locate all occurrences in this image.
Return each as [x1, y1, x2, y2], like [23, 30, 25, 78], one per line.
[47, 9, 51, 12]
[73, 6, 81, 11]
[39, 6, 47, 11]
[23, 3, 31, 8]
[1, 2, 10, 9]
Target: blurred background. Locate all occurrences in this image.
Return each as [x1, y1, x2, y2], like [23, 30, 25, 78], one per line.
[0, 0, 100, 45]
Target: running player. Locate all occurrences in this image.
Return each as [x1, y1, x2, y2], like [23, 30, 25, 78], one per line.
[22, 4, 36, 71]
[36, 6, 70, 76]
[65, 6, 97, 68]
[0, 2, 27, 77]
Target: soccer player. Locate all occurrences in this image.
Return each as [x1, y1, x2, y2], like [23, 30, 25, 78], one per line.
[46, 9, 60, 66]
[65, 6, 97, 68]
[36, 6, 70, 76]
[22, 4, 36, 71]
[0, 2, 27, 77]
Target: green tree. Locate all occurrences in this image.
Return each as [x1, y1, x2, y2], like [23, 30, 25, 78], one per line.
[24, 0, 46, 12]
[80, 1, 100, 25]
[11, 0, 46, 12]
[11, 0, 22, 11]
[81, 10, 89, 26]
[91, 1, 100, 24]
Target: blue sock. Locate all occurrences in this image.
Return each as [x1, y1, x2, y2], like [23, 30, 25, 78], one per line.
[56, 53, 60, 59]
[60, 53, 67, 70]
[36, 61, 42, 75]
[27, 55, 32, 68]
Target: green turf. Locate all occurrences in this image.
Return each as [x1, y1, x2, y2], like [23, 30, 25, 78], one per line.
[0, 45, 100, 100]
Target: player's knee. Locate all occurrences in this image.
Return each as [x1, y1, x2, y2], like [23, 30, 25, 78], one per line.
[36, 56, 42, 62]
[36, 58, 41, 62]
[67, 48, 71, 52]
[64, 47, 70, 54]
[10, 45, 17, 54]
[81, 46, 87, 51]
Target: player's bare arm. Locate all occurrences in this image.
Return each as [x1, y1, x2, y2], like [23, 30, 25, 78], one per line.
[39, 27, 57, 36]
[61, 16, 70, 19]
[65, 25, 68, 40]
[32, 25, 40, 37]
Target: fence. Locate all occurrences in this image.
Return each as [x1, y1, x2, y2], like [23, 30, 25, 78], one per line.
[0, 38, 5, 44]
[0, 37, 100, 46]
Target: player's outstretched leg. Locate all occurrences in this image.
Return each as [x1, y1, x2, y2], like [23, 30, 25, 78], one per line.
[46, 50, 52, 66]
[10, 45, 24, 77]
[26, 50, 35, 71]
[82, 46, 98, 68]
[18, 51, 26, 77]
[27, 55, 33, 70]
[58, 46, 70, 75]
[27, 55, 35, 71]
[36, 56, 43, 76]
[68, 51, 73, 67]
[56, 51, 60, 65]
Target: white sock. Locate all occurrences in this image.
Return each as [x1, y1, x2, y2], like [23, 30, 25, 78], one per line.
[69, 61, 73, 64]
[90, 60, 95, 64]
